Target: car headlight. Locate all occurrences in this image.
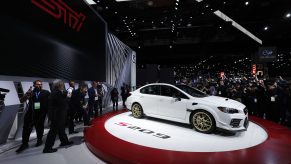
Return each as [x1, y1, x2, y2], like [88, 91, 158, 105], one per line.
[217, 107, 239, 114]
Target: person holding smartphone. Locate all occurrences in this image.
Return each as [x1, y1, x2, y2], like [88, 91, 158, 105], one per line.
[16, 80, 50, 153]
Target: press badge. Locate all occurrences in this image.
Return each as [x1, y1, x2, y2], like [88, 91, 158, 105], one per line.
[34, 102, 40, 110]
[218, 91, 221, 95]
[254, 98, 257, 103]
[95, 97, 98, 101]
[271, 96, 275, 102]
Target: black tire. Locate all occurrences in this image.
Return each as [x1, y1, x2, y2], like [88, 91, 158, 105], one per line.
[191, 110, 216, 134]
[131, 103, 143, 118]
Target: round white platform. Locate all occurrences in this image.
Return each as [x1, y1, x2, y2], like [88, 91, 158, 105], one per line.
[105, 112, 268, 152]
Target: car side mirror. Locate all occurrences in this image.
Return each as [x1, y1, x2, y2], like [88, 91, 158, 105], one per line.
[174, 97, 181, 101]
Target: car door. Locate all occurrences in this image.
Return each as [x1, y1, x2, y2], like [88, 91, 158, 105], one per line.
[157, 85, 188, 120]
[139, 85, 160, 115]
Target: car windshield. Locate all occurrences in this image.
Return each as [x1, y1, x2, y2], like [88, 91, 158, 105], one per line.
[175, 85, 208, 98]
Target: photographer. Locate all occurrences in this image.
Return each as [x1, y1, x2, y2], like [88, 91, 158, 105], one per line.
[16, 80, 50, 153]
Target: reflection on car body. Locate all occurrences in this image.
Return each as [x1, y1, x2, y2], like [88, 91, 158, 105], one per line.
[126, 83, 248, 134]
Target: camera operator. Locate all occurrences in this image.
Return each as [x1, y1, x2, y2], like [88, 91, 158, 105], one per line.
[16, 80, 50, 153]
[0, 88, 10, 112]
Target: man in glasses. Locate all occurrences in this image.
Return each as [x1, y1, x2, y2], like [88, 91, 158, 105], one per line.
[16, 80, 50, 153]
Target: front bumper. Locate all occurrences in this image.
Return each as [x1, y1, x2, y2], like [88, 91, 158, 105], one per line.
[216, 112, 249, 132]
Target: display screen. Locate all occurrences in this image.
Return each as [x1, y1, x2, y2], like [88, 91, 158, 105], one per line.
[257, 47, 277, 62]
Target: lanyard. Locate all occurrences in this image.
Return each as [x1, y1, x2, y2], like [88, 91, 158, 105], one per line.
[35, 92, 40, 101]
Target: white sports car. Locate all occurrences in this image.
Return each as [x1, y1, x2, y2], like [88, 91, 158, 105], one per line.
[125, 83, 248, 133]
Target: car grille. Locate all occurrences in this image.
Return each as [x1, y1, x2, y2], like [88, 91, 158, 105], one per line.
[243, 108, 248, 115]
[230, 119, 242, 128]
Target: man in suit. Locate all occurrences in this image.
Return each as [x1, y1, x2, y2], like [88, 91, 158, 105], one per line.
[43, 79, 73, 153]
[16, 80, 50, 153]
[96, 82, 104, 115]
[88, 81, 98, 118]
[68, 83, 88, 133]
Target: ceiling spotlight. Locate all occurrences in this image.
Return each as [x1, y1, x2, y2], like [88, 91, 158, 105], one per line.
[147, 1, 153, 6]
[138, 46, 141, 49]
[176, 2, 178, 5]
[85, 0, 96, 5]
[169, 45, 173, 48]
[176, 0, 179, 2]
[245, 1, 249, 6]
[286, 13, 291, 18]
[223, 1, 226, 4]
[105, 6, 109, 9]
[175, 7, 178, 10]
[264, 26, 269, 31]
[115, 11, 118, 14]
[205, 4, 209, 8]
[219, 26, 222, 29]
[187, 23, 192, 27]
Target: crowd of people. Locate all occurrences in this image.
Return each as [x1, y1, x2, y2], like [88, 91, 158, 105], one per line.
[15, 79, 131, 154]
[176, 75, 291, 127]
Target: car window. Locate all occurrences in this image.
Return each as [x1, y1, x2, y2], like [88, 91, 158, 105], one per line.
[160, 85, 189, 99]
[176, 85, 208, 98]
[140, 85, 160, 95]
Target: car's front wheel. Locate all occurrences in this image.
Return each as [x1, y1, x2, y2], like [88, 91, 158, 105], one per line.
[131, 103, 143, 118]
[191, 110, 215, 134]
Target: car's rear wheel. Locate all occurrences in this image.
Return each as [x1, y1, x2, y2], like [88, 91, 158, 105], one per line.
[131, 103, 143, 118]
[191, 110, 215, 134]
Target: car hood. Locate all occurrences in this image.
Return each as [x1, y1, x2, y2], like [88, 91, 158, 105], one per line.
[197, 96, 244, 109]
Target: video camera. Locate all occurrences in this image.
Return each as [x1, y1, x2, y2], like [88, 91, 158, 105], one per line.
[0, 88, 10, 111]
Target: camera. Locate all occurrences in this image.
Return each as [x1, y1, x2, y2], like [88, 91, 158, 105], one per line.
[0, 88, 10, 111]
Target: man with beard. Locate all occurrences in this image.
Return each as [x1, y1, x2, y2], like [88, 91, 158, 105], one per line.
[16, 80, 50, 153]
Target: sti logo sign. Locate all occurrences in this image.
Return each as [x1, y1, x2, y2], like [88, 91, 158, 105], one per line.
[31, 0, 86, 32]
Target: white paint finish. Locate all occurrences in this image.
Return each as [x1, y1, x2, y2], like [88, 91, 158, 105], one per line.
[0, 81, 20, 106]
[105, 112, 268, 152]
[126, 83, 247, 131]
[157, 96, 187, 120]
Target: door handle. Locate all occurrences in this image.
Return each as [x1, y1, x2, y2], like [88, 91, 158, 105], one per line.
[192, 103, 198, 105]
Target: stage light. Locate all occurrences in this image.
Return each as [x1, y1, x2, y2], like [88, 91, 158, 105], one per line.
[85, 0, 96, 4]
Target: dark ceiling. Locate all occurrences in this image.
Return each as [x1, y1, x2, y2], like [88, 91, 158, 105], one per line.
[91, 0, 291, 64]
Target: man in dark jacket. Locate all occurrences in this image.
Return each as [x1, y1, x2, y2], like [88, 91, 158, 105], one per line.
[68, 83, 88, 133]
[88, 81, 98, 118]
[43, 79, 73, 153]
[16, 80, 50, 153]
